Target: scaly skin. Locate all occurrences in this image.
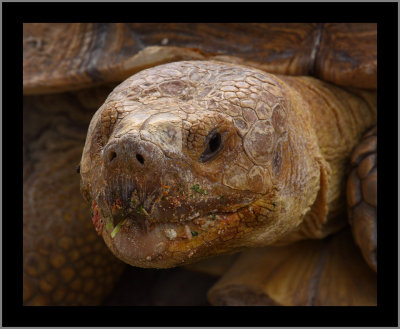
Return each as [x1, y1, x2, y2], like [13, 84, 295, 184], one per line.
[80, 61, 376, 268]
[347, 126, 377, 271]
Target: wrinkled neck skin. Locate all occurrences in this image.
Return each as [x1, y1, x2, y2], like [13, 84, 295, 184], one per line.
[79, 61, 375, 268]
[277, 76, 376, 242]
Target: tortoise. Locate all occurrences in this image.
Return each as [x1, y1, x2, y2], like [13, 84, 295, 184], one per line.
[23, 23, 377, 306]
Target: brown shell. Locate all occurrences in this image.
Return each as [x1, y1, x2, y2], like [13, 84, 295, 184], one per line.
[346, 126, 377, 271]
[23, 86, 125, 305]
[23, 23, 377, 95]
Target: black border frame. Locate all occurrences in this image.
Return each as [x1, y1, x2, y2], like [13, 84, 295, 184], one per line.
[4, 2, 398, 327]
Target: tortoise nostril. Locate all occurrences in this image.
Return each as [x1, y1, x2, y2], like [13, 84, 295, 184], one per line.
[136, 153, 145, 165]
[109, 151, 117, 162]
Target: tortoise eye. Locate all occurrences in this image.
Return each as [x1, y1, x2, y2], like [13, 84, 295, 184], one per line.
[199, 130, 223, 162]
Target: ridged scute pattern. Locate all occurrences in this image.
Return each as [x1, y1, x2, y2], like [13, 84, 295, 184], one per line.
[347, 126, 377, 271]
[23, 86, 125, 306]
[23, 23, 377, 94]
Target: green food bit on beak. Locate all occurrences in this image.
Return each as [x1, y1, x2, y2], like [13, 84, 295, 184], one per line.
[111, 219, 127, 239]
[191, 231, 199, 237]
[190, 184, 207, 195]
[137, 204, 149, 216]
[106, 221, 113, 230]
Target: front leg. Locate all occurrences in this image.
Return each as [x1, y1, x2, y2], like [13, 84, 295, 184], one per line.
[207, 229, 376, 306]
[347, 126, 377, 271]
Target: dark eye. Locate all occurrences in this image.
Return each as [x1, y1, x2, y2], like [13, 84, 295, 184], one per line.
[199, 130, 223, 162]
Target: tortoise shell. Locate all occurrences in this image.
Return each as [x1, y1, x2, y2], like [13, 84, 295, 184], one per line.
[23, 23, 377, 95]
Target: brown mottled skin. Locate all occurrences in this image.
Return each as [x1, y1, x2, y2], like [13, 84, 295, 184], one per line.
[80, 61, 376, 269]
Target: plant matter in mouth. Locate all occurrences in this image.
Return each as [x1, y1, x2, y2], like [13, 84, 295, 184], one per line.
[111, 218, 128, 239]
[190, 184, 207, 195]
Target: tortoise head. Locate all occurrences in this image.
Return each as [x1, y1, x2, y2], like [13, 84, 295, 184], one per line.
[80, 61, 321, 268]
